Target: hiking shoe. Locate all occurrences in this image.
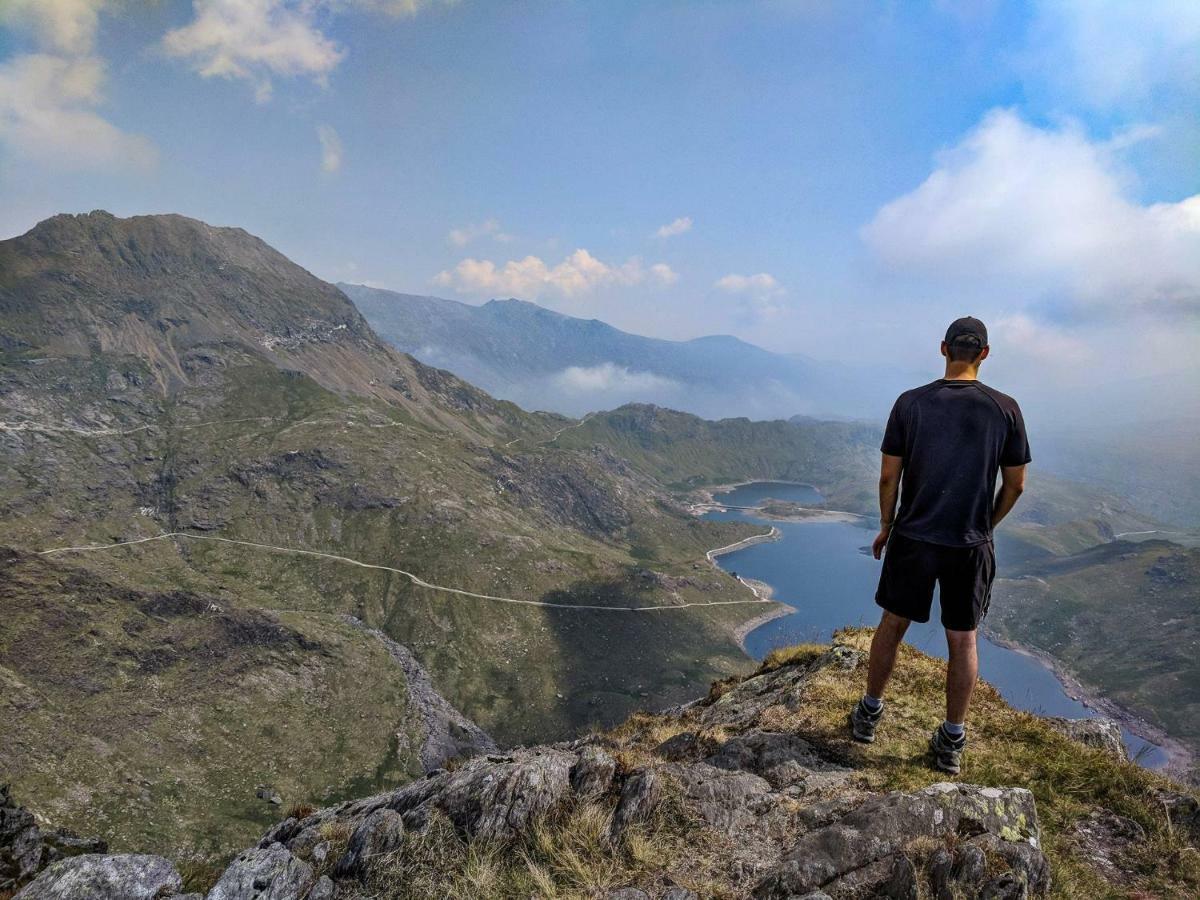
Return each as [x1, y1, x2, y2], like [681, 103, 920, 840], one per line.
[930, 725, 966, 774]
[849, 698, 883, 743]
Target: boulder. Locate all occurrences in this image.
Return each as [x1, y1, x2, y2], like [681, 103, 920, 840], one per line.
[603, 890, 649, 900]
[14, 854, 181, 900]
[570, 745, 618, 799]
[660, 888, 699, 900]
[667, 763, 772, 834]
[1, 785, 44, 892]
[1, 786, 108, 894]
[1045, 717, 1127, 760]
[752, 783, 1040, 898]
[703, 731, 851, 790]
[206, 843, 315, 900]
[610, 769, 661, 841]
[432, 749, 575, 842]
[331, 808, 404, 879]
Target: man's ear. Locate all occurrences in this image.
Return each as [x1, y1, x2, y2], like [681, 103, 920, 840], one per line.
[940, 341, 948, 358]
[978, 346, 990, 362]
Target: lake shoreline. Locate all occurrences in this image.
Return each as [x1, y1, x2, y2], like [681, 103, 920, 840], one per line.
[690, 481, 867, 525]
[983, 629, 1195, 776]
[732, 599, 797, 653]
[702, 480, 1190, 774]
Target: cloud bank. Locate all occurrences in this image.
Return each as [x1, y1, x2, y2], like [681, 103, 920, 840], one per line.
[862, 109, 1200, 318]
[0, 0, 156, 170]
[434, 250, 678, 299]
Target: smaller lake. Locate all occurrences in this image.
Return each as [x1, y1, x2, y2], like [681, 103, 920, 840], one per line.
[705, 481, 1169, 769]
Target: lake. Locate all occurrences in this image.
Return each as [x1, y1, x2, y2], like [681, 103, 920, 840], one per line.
[704, 481, 1168, 768]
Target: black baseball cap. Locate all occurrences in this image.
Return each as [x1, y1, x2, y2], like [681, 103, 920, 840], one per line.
[945, 316, 988, 348]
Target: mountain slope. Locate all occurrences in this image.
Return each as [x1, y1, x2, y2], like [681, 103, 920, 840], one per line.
[341, 282, 894, 420]
[991, 540, 1200, 757]
[0, 212, 774, 856]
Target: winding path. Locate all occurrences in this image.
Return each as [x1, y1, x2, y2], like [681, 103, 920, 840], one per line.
[38, 531, 774, 613]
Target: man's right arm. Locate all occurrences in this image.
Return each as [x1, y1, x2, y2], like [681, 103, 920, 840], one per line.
[992, 464, 1026, 528]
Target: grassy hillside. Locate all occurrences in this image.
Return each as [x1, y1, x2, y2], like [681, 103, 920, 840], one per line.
[554, 404, 882, 513]
[0, 214, 773, 858]
[990, 540, 1200, 758]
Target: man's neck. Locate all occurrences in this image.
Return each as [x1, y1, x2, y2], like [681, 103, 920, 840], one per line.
[943, 363, 979, 382]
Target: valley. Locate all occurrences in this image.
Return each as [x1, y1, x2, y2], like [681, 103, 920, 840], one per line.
[1, 211, 1196, 893]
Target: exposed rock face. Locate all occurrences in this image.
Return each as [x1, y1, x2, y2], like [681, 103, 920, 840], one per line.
[206, 844, 314, 900]
[341, 616, 496, 771]
[1, 787, 107, 895]
[1045, 716, 1128, 760]
[13, 854, 181, 900]
[752, 783, 1043, 898]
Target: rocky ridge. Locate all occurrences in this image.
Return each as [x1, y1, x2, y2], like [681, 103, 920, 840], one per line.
[11, 637, 1198, 899]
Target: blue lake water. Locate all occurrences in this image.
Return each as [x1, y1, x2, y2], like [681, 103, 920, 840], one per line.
[705, 481, 1169, 769]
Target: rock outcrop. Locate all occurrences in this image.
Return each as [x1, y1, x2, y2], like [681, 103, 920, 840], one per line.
[1045, 716, 1128, 760]
[11, 641, 1191, 898]
[1, 786, 108, 896]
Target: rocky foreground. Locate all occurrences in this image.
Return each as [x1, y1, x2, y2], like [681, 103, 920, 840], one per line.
[6, 634, 1200, 899]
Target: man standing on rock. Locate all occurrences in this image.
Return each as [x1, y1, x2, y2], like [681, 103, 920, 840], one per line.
[849, 317, 1030, 774]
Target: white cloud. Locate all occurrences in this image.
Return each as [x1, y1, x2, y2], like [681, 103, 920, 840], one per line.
[434, 249, 675, 299]
[862, 108, 1200, 316]
[552, 363, 680, 397]
[715, 272, 782, 296]
[991, 313, 1093, 366]
[0, 2, 156, 170]
[714, 272, 786, 323]
[346, 0, 459, 15]
[162, 0, 457, 99]
[316, 123, 342, 172]
[649, 263, 678, 285]
[163, 0, 345, 99]
[1025, 0, 1200, 109]
[447, 218, 513, 247]
[653, 216, 692, 239]
[1, 0, 106, 55]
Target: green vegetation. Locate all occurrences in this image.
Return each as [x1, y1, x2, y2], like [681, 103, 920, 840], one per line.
[991, 540, 1200, 759]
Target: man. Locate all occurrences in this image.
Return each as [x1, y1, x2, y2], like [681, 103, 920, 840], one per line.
[848, 317, 1030, 775]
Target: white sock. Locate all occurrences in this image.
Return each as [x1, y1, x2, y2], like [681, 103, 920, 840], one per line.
[941, 720, 965, 738]
[862, 694, 883, 713]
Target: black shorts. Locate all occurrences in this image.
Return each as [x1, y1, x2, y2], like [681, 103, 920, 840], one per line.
[875, 531, 995, 631]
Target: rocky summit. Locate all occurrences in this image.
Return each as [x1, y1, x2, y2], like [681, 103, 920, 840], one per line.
[7, 634, 1199, 898]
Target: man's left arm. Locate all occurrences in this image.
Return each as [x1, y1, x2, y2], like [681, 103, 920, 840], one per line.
[992, 464, 1026, 528]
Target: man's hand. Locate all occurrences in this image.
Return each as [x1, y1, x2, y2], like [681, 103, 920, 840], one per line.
[872, 525, 892, 560]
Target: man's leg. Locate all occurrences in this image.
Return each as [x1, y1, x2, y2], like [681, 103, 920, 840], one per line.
[851, 610, 911, 742]
[944, 627, 978, 725]
[867, 610, 911, 699]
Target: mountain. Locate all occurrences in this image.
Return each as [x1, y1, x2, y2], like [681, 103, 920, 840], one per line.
[340, 283, 899, 421]
[0, 212, 779, 856]
[8, 635, 1200, 898]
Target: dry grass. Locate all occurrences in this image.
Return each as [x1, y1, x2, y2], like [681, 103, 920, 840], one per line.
[342, 785, 728, 899]
[750, 628, 1200, 899]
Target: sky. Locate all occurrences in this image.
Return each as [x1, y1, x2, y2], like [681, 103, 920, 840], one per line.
[0, 0, 1198, 419]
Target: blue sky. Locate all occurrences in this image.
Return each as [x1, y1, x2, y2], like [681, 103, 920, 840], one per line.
[1, 1, 1197, 412]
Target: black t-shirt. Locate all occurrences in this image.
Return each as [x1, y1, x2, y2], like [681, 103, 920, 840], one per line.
[881, 379, 1031, 547]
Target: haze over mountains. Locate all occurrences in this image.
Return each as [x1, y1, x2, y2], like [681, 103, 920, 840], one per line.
[342, 283, 901, 422]
[346, 283, 1200, 529]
